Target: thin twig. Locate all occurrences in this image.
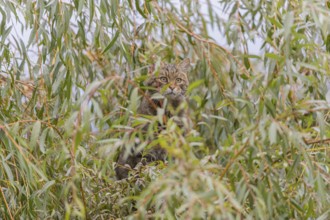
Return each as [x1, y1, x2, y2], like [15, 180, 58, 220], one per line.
[304, 138, 330, 145]
[220, 138, 250, 180]
[80, 182, 88, 219]
[0, 186, 14, 220]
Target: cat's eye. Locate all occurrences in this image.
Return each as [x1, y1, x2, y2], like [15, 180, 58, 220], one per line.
[159, 77, 168, 83]
[176, 78, 182, 83]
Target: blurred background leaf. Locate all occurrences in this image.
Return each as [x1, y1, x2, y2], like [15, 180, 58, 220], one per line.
[0, 0, 329, 219]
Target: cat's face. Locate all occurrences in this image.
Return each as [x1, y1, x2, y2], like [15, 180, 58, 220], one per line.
[147, 58, 190, 101]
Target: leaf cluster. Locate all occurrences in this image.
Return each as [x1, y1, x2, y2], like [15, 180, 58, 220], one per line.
[0, 0, 329, 219]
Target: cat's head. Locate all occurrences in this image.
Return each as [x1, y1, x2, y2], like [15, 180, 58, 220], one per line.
[146, 58, 190, 101]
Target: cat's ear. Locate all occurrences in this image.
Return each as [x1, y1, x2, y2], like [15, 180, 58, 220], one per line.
[178, 58, 190, 72]
[144, 64, 156, 86]
[148, 64, 155, 74]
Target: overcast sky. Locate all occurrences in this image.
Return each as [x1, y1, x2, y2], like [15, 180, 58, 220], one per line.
[8, 1, 263, 51]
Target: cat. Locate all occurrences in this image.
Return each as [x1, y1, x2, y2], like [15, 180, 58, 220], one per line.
[115, 58, 191, 180]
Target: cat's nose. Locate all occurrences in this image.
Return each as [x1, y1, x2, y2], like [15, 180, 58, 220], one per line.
[169, 85, 175, 90]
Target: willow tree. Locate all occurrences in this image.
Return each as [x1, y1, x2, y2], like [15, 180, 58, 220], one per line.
[0, 0, 329, 219]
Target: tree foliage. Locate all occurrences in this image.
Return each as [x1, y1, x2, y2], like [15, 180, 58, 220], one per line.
[0, 0, 329, 219]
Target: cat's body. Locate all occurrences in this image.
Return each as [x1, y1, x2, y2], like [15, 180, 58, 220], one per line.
[115, 58, 191, 180]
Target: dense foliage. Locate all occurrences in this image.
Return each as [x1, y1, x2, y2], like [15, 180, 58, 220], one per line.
[0, 0, 329, 219]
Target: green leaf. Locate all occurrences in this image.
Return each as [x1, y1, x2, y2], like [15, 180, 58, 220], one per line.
[267, 16, 283, 28]
[37, 180, 55, 196]
[187, 79, 204, 93]
[102, 31, 120, 54]
[30, 121, 41, 150]
[265, 53, 283, 61]
[88, 0, 94, 28]
[283, 11, 294, 40]
[129, 87, 139, 113]
[135, 0, 147, 18]
[269, 121, 277, 144]
[325, 34, 330, 52]
[39, 128, 48, 153]
[2, 159, 14, 181]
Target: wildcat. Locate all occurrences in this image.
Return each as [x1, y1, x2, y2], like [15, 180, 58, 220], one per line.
[115, 58, 191, 180]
